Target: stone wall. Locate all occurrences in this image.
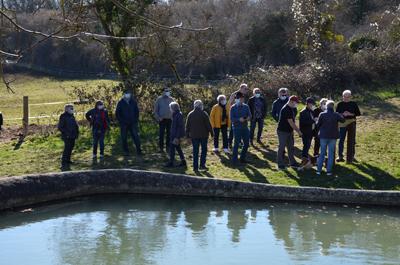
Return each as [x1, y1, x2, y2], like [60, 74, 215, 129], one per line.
[0, 169, 399, 211]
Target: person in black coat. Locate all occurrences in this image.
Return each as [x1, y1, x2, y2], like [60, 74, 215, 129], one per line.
[299, 97, 317, 166]
[115, 91, 142, 156]
[248, 88, 267, 144]
[271, 87, 289, 122]
[58, 104, 79, 167]
[0, 112, 3, 131]
[85, 100, 110, 158]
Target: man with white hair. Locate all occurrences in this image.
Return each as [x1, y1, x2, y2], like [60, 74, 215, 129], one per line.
[58, 104, 79, 168]
[336, 90, 361, 163]
[271, 87, 290, 122]
[248, 88, 267, 144]
[185, 100, 214, 171]
[316, 100, 345, 175]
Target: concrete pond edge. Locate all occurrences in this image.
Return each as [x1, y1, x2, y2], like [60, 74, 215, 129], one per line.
[0, 169, 399, 211]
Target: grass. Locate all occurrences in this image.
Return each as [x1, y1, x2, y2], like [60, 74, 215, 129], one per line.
[0, 75, 117, 125]
[0, 76, 399, 190]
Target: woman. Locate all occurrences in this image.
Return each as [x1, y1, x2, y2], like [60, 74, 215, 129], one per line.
[85, 100, 110, 158]
[316, 100, 345, 176]
[210, 95, 230, 153]
[165, 102, 186, 167]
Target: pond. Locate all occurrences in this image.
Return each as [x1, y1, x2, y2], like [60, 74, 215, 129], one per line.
[0, 195, 399, 265]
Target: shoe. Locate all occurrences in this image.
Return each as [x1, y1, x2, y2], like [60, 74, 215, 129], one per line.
[212, 148, 219, 152]
[316, 171, 321, 175]
[278, 165, 286, 170]
[336, 157, 345, 162]
[250, 141, 254, 146]
[353, 158, 359, 163]
[223, 148, 230, 154]
[290, 163, 300, 168]
[92, 154, 97, 159]
[178, 160, 187, 167]
[164, 162, 174, 168]
[99, 154, 104, 159]
[257, 139, 262, 144]
[199, 165, 208, 171]
[327, 172, 333, 176]
[300, 158, 309, 167]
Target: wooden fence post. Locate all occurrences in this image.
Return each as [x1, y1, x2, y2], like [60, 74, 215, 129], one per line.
[23, 96, 29, 135]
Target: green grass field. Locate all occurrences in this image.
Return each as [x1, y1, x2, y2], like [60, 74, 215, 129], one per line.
[0, 75, 117, 125]
[0, 76, 399, 190]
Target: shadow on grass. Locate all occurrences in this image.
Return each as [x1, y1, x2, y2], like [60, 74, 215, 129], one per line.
[283, 162, 400, 190]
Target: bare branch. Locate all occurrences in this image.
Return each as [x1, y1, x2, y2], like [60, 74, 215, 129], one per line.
[0, 59, 15, 93]
[110, 0, 212, 32]
[0, 9, 155, 41]
[0, 50, 20, 58]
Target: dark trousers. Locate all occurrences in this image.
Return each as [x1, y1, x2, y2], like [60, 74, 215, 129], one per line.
[338, 121, 356, 162]
[120, 123, 141, 154]
[169, 143, 185, 164]
[192, 138, 208, 170]
[228, 124, 234, 146]
[62, 138, 75, 164]
[93, 131, 105, 155]
[159, 119, 172, 151]
[301, 135, 313, 159]
[250, 118, 264, 141]
[313, 135, 320, 156]
[232, 127, 250, 162]
[213, 125, 228, 149]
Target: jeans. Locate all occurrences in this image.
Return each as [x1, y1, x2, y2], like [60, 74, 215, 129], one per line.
[62, 138, 75, 164]
[317, 139, 336, 173]
[276, 130, 296, 166]
[338, 121, 356, 162]
[232, 127, 250, 162]
[159, 119, 172, 151]
[250, 118, 264, 141]
[192, 138, 208, 170]
[120, 123, 141, 154]
[93, 131, 105, 155]
[169, 143, 185, 164]
[213, 125, 228, 149]
[301, 135, 313, 159]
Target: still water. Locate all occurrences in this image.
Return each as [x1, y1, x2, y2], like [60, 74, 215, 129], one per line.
[0, 195, 399, 265]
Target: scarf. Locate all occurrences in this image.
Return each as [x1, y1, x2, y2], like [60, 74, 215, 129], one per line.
[219, 102, 227, 122]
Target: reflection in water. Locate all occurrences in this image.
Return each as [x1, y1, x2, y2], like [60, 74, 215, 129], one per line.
[0, 195, 399, 265]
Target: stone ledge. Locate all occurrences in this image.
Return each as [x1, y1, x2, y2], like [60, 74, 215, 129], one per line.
[0, 169, 399, 210]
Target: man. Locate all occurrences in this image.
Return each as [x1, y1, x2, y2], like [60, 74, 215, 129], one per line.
[154, 87, 174, 152]
[58, 104, 79, 167]
[115, 90, 142, 156]
[271, 88, 289, 122]
[336, 90, 361, 163]
[228, 83, 249, 148]
[248, 88, 267, 144]
[186, 100, 214, 171]
[276, 95, 301, 170]
[316, 100, 345, 175]
[85, 100, 110, 159]
[299, 97, 316, 167]
[230, 92, 251, 165]
[312, 98, 328, 158]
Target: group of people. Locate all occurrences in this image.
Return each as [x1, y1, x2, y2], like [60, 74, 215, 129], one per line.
[58, 84, 361, 175]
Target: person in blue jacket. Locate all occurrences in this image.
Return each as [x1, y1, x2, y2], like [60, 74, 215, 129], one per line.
[115, 91, 142, 156]
[58, 104, 79, 167]
[85, 100, 110, 159]
[271, 88, 289, 122]
[230, 92, 252, 165]
[165, 102, 186, 168]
